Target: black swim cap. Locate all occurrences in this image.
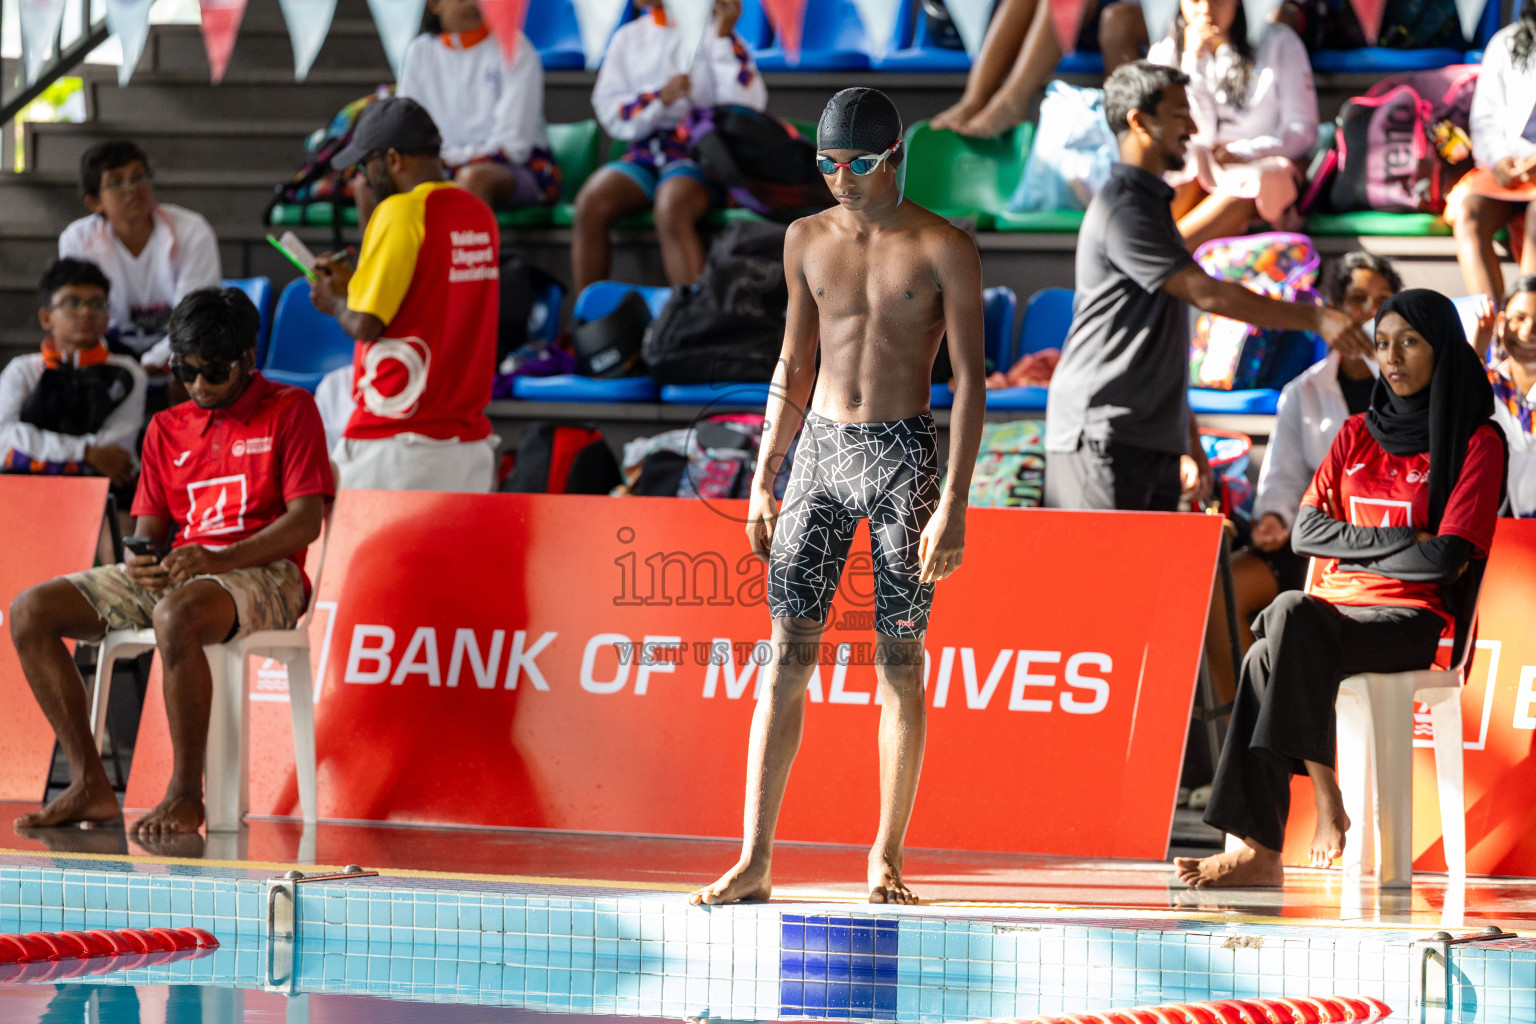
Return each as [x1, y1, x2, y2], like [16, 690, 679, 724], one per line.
[817, 88, 903, 157]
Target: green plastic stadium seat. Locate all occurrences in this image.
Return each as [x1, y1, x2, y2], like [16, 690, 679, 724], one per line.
[268, 204, 306, 227]
[993, 209, 1085, 233]
[901, 120, 1033, 229]
[1304, 211, 1450, 237]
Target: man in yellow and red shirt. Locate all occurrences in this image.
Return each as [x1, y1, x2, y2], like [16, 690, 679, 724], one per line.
[311, 97, 500, 492]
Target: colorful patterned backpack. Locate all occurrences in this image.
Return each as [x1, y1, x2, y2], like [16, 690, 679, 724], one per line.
[1190, 233, 1324, 392]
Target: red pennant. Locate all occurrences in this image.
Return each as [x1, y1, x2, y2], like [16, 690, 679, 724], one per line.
[198, 0, 248, 82]
[1348, 0, 1385, 43]
[480, 0, 529, 65]
[762, 0, 807, 62]
[1046, 0, 1087, 55]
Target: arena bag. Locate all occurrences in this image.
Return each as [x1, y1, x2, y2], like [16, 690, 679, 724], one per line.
[266, 88, 391, 244]
[572, 290, 651, 378]
[643, 222, 788, 386]
[502, 423, 623, 494]
[1190, 233, 1323, 391]
[687, 106, 834, 222]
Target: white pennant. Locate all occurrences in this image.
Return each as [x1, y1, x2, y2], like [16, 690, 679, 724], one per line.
[945, 0, 995, 57]
[663, 0, 712, 72]
[279, 0, 338, 80]
[1454, 0, 1482, 45]
[105, 0, 154, 86]
[367, 0, 427, 78]
[1140, 0, 1179, 49]
[1241, 0, 1281, 48]
[850, 0, 902, 59]
[19, 0, 69, 86]
[571, 0, 628, 69]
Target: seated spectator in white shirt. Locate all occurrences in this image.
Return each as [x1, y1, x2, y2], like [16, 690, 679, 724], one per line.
[1487, 274, 1536, 517]
[59, 140, 221, 370]
[380, 0, 558, 223]
[1148, 0, 1317, 248]
[0, 258, 146, 494]
[1451, 6, 1536, 304]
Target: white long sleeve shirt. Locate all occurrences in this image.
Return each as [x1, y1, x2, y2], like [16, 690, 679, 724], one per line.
[58, 204, 221, 361]
[1470, 24, 1536, 169]
[396, 29, 550, 166]
[1253, 350, 1377, 528]
[592, 9, 767, 143]
[0, 349, 147, 467]
[1487, 361, 1536, 518]
[1148, 23, 1317, 162]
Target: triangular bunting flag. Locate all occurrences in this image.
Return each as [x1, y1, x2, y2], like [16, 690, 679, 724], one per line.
[19, 0, 69, 86]
[105, 0, 154, 86]
[761, 0, 808, 63]
[663, 0, 713, 70]
[1240, 0, 1281, 47]
[1454, 0, 1483, 45]
[198, 0, 248, 83]
[945, 0, 994, 57]
[571, 0, 629, 69]
[1141, 0, 1179, 49]
[1348, 0, 1386, 45]
[278, 0, 338, 80]
[849, 0, 902, 59]
[481, 0, 530, 65]
[367, 0, 429, 78]
[1046, 0, 1087, 55]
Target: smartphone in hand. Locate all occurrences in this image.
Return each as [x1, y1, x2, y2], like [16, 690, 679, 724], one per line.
[124, 536, 158, 560]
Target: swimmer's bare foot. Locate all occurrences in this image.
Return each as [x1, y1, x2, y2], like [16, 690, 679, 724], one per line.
[132, 792, 204, 836]
[14, 778, 120, 829]
[689, 860, 772, 905]
[931, 96, 987, 133]
[869, 855, 918, 904]
[1173, 843, 1284, 889]
[956, 94, 1029, 138]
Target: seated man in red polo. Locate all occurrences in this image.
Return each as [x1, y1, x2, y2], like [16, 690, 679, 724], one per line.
[8, 288, 333, 837]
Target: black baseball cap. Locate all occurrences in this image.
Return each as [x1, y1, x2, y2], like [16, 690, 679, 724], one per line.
[331, 97, 443, 170]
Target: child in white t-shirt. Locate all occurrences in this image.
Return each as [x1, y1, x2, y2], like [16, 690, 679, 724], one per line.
[389, 0, 558, 216]
[572, 0, 767, 293]
[58, 140, 221, 370]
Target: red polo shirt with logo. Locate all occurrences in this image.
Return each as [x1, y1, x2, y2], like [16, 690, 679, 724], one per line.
[133, 372, 334, 577]
[1301, 414, 1503, 620]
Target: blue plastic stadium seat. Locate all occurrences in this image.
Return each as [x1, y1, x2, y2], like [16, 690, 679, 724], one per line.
[1309, 47, 1464, 72]
[512, 375, 660, 402]
[749, 0, 893, 70]
[222, 276, 273, 366]
[1056, 51, 1104, 74]
[1188, 388, 1280, 415]
[1016, 287, 1074, 363]
[262, 278, 355, 393]
[660, 382, 775, 406]
[574, 281, 671, 322]
[930, 383, 954, 409]
[877, 0, 970, 71]
[984, 386, 1050, 411]
[530, 279, 564, 344]
[982, 285, 1018, 370]
[524, 0, 586, 68]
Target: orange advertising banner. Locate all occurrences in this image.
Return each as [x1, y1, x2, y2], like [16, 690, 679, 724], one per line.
[127, 492, 1222, 858]
[0, 477, 108, 801]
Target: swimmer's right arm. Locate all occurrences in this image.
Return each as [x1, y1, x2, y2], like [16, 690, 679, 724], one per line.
[747, 220, 819, 561]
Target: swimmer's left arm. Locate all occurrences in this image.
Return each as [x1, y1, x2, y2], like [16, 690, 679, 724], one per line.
[920, 229, 985, 584]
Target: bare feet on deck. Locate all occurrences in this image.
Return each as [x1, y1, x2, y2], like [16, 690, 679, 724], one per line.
[1173, 843, 1285, 889]
[956, 95, 1028, 138]
[14, 780, 120, 829]
[869, 856, 918, 904]
[690, 861, 772, 905]
[133, 793, 204, 836]
[930, 97, 986, 133]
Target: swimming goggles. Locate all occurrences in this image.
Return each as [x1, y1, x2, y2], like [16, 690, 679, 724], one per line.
[815, 141, 900, 176]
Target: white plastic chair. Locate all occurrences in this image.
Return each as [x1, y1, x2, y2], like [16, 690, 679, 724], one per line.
[1323, 561, 1482, 888]
[89, 529, 329, 832]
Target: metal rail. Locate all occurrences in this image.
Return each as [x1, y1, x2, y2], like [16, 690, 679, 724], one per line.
[1, 0, 112, 124]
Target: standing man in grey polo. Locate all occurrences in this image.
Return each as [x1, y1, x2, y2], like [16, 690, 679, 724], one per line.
[1045, 61, 1371, 511]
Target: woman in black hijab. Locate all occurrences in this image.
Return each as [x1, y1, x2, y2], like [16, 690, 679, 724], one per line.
[1176, 289, 1507, 889]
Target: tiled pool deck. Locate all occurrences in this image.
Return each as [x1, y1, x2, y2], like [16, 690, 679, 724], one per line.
[2, 849, 1532, 1021]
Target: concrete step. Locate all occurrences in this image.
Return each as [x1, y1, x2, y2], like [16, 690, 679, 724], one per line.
[239, 0, 375, 33]
[85, 69, 388, 126]
[26, 119, 316, 175]
[145, 21, 390, 78]
[0, 170, 281, 233]
[0, 329, 37, 371]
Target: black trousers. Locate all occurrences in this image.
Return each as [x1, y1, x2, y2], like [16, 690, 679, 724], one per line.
[1044, 438, 1182, 511]
[1203, 591, 1445, 852]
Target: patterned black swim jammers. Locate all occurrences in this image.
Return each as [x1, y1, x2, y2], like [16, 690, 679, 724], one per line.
[767, 411, 941, 638]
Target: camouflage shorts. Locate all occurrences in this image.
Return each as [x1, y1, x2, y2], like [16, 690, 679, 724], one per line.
[66, 559, 306, 642]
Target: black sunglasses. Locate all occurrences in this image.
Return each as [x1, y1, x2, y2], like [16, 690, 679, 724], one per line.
[170, 359, 240, 385]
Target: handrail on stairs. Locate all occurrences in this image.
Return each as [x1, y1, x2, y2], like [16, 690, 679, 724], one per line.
[1, 0, 112, 124]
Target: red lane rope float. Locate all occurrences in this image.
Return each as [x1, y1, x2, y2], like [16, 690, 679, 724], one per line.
[0, 928, 218, 983]
[984, 996, 1394, 1024]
